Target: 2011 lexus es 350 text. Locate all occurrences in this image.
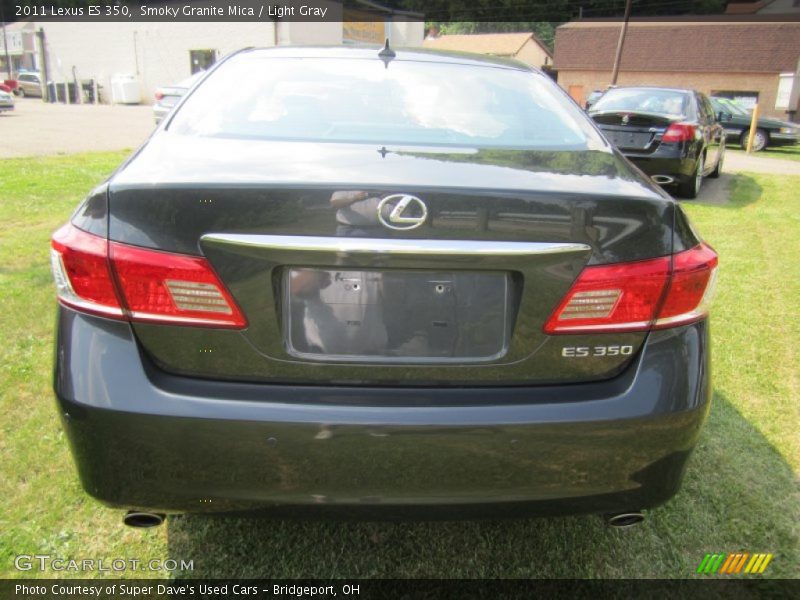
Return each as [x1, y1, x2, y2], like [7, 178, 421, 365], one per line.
[51, 47, 717, 528]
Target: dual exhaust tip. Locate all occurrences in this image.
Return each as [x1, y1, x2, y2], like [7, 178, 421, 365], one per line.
[605, 511, 645, 528]
[651, 175, 675, 185]
[122, 510, 644, 529]
[123, 511, 165, 528]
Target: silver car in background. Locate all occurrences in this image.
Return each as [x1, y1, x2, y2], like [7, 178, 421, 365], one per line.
[0, 89, 15, 112]
[16, 72, 43, 97]
[153, 71, 204, 123]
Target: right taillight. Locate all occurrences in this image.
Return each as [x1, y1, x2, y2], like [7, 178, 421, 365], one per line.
[544, 242, 718, 334]
[51, 223, 247, 329]
[661, 123, 697, 143]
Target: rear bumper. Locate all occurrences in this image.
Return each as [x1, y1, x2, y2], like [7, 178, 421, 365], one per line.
[621, 140, 698, 184]
[54, 307, 711, 518]
[626, 153, 696, 183]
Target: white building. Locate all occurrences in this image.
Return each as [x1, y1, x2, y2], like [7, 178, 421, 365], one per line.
[8, 7, 423, 103]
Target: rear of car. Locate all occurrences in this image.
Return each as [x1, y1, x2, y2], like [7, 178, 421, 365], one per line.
[51, 48, 717, 522]
[589, 87, 723, 198]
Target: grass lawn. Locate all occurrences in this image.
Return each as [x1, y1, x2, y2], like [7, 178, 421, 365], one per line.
[0, 154, 797, 579]
[730, 143, 800, 162]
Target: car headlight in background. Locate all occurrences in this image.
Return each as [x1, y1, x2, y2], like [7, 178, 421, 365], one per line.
[779, 126, 798, 135]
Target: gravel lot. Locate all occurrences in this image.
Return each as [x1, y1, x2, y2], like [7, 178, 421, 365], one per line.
[724, 150, 800, 175]
[1, 98, 154, 158]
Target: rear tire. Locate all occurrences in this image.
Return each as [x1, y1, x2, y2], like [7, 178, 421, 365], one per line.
[677, 155, 703, 199]
[709, 147, 723, 179]
[740, 128, 768, 152]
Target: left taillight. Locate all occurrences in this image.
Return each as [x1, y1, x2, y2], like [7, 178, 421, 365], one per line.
[51, 223, 247, 329]
[51, 224, 125, 319]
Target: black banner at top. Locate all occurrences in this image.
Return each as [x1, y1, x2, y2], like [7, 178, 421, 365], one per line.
[4, 0, 800, 23]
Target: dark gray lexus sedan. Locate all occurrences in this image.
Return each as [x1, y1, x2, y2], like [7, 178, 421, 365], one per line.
[51, 47, 717, 528]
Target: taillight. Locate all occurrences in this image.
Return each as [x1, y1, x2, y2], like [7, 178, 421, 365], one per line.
[544, 243, 717, 334]
[154, 91, 164, 101]
[661, 123, 696, 143]
[110, 242, 247, 328]
[653, 243, 718, 329]
[51, 224, 247, 329]
[51, 224, 124, 319]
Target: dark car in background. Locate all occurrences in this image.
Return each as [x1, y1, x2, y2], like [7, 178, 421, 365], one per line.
[710, 96, 799, 152]
[589, 86, 725, 199]
[51, 47, 717, 529]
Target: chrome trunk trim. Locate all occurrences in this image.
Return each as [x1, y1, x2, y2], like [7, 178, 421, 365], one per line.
[201, 234, 590, 257]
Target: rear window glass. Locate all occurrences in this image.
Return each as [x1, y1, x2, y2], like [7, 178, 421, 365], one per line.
[168, 55, 600, 149]
[591, 88, 691, 117]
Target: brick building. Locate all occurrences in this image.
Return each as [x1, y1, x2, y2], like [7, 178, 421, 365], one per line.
[423, 32, 553, 69]
[554, 20, 800, 120]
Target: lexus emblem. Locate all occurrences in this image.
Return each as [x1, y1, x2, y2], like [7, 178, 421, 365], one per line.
[621, 114, 630, 125]
[377, 194, 428, 230]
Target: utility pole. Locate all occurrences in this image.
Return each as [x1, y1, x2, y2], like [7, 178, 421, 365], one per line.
[610, 0, 633, 86]
[36, 28, 49, 101]
[0, 1, 12, 79]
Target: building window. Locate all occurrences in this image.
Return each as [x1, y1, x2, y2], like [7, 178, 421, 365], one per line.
[190, 49, 217, 74]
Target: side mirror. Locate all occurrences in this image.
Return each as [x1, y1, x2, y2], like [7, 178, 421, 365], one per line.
[717, 111, 732, 123]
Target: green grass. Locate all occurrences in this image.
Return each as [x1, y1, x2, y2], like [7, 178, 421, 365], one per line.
[730, 144, 800, 162]
[0, 154, 798, 579]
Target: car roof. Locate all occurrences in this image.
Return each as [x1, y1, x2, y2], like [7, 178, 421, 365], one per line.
[237, 46, 537, 73]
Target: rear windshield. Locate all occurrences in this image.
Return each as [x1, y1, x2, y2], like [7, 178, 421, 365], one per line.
[591, 88, 691, 117]
[168, 55, 601, 149]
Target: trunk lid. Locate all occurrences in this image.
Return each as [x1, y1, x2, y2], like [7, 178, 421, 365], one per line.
[108, 134, 674, 386]
[590, 111, 682, 153]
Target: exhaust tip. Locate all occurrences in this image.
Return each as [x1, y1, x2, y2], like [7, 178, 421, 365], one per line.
[123, 511, 165, 528]
[651, 175, 675, 185]
[606, 512, 645, 528]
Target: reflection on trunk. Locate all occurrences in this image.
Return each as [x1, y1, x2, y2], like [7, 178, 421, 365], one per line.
[286, 268, 510, 362]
